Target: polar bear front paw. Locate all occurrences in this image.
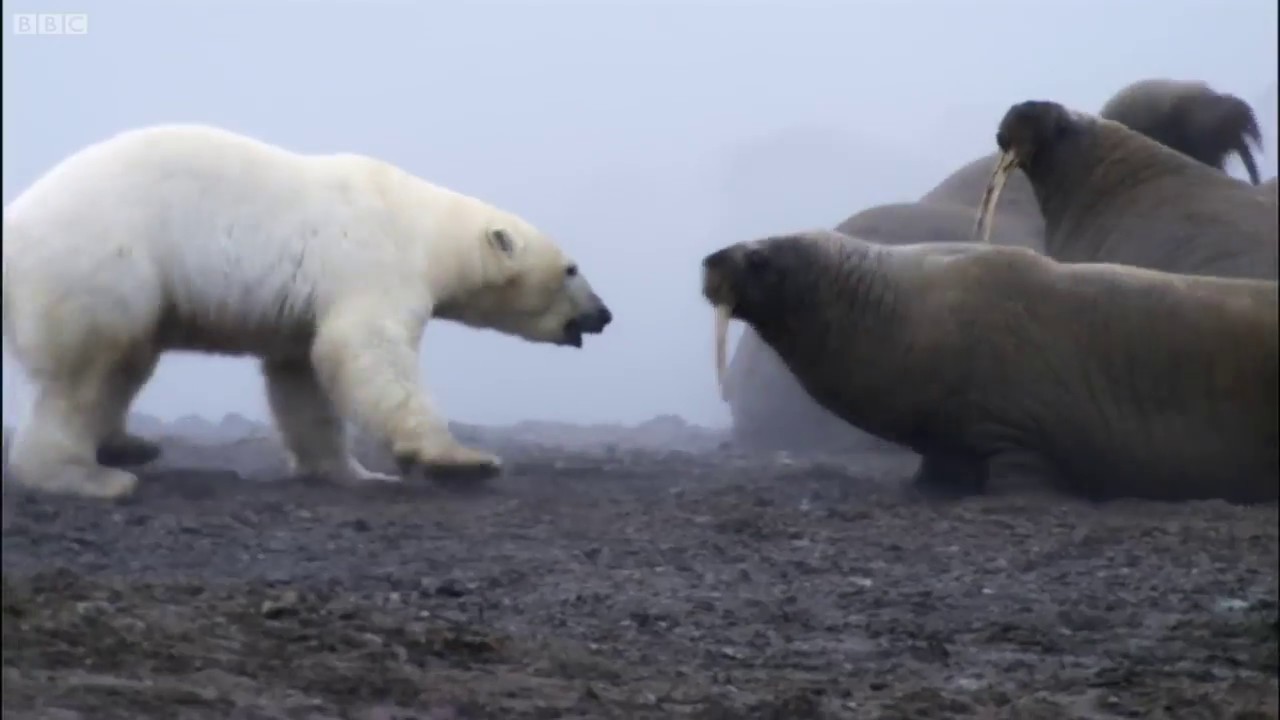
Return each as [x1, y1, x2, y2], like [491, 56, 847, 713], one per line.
[283, 452, 402, 485]
[336, 457, 402, 485]
[97, 434, 162, 468]
[396, 444, 504, 482]
[15, 465, 140, 500]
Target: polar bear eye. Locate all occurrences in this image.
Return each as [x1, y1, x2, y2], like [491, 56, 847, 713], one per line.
[565, 264, 578, 277]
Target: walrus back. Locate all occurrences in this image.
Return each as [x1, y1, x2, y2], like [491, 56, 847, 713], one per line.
[1026, 262, 1277, 502]
[1038, 119, 1278, 281]
[836, 201, 1041, 251]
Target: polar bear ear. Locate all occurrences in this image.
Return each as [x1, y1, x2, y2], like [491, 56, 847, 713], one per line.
[487, 227, 519, 258]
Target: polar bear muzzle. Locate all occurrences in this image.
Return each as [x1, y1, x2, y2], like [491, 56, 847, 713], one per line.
[550, 266, 612, 347]
[560, 299, 612, 348]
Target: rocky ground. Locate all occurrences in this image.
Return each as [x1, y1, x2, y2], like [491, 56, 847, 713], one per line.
[2, 418, 1277, 719]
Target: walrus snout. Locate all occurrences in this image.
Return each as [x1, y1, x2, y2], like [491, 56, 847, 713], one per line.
[701, 247, 741, 309]
[996, 100, 1076, 164]
[976, 100, 1079, 244]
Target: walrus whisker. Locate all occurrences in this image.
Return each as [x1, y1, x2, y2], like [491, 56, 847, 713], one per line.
[972, 150, 1019, 244]
[714, 303, 732, 402]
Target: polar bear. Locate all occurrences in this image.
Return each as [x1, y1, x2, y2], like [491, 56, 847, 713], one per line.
[2, 124, 613, 499]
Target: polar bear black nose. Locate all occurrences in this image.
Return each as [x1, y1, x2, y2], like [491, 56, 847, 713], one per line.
[578, 305, 612, 334]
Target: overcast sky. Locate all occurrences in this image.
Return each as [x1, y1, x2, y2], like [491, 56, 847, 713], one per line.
[3, 0, 1277, 429]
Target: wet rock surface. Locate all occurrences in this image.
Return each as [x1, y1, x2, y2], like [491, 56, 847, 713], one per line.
[2, 421, 1277, 719]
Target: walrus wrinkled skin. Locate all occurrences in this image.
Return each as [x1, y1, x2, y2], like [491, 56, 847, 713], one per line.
[723, 201, 1048, 454]
[987, 100, 1278, 278]
[1098, 78, 1263, 185]
[703, 230, 1278, 503]
[723, 78, 1272, 455]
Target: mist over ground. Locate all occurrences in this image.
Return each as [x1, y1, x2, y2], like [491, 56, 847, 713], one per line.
[3, 0, 1277, 431]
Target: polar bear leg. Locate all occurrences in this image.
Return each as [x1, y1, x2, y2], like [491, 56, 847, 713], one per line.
[263, 357, 399, 484]
[8, 370, 139, 499]
[311, 303, 502, 481]
[96, 350, 163, 468]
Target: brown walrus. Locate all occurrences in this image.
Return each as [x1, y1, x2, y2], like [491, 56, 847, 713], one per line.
[723, 80, 1273, 455]
[974, 100, 1278, 278]
[1098, 78, 1264, 185]
[705, 231, 1278, 503]
[722, 202, 1045, 454]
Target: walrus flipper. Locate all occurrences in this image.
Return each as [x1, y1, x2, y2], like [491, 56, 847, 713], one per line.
[909, 450, 988, 499]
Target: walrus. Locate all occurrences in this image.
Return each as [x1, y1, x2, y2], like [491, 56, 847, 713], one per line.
[1098, 78, 1264, 185]
[974, 100, 1278, 279]
[704, 230, 1278, 503]
[718, 200, 1050, 454]
[721, 199, 1050, 453]
[721, 82, 1274, 457]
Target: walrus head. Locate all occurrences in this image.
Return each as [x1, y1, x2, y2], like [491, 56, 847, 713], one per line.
[702, 240, 778, 400]
[702, 232, 853, 400]
[1098, 78, 1263, 185]
[972, 101, 1082, 244]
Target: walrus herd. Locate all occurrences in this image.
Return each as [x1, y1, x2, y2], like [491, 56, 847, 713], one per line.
[722, 77, 1275, 456]
[975, 100, 1277, 277]
[709, 76, 1278, 504]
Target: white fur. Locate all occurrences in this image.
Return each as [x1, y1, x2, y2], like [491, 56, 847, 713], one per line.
[2, 124, 604, 498]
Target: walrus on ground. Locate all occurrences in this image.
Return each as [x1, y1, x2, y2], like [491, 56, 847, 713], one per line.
[974, 100, 1278, 278]
[722, 80, 1274, 457]
[721, 200, 1049, 454]
[1098, 78, 1264, 185]
[704, 230, 1278, 503]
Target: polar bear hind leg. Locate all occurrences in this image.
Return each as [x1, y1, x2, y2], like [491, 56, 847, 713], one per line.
[310, 300, 502, 481]
[8, 357, 142, 499]
[263, 357, 398, 484]
[95, 348, 163, 468]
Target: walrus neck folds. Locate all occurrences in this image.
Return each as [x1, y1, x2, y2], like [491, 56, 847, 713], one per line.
[743, 242, 900, 403]
[1025, 120, 1203, 260]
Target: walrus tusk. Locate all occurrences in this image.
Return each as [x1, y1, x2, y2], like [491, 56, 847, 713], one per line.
[972, 150, 1020, 244]
[714, 304, 732, 402]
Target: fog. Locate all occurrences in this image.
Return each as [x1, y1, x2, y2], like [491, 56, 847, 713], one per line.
[3, 0, 1277, 430]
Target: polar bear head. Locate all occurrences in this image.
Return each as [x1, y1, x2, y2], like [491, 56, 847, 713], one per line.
[436, 212, 613, 348]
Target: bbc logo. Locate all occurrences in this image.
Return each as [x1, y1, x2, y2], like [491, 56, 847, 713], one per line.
[12, 13, 89, 36]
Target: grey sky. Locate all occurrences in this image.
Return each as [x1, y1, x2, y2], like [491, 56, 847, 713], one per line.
[3, 0, 1277, 428]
